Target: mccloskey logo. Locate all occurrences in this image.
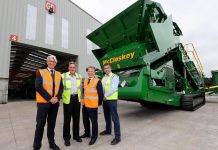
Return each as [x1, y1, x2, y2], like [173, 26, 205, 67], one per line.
[102, 52, 135, 65]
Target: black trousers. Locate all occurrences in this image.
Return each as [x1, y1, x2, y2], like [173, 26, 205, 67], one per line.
[82, 106, 98, 138]
[63, 95, 81, 140]
[33, 102, 59, 149]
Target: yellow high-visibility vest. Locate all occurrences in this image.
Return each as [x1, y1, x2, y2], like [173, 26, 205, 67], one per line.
[62, 72, 82, 104]
[102, 73, 118, 100]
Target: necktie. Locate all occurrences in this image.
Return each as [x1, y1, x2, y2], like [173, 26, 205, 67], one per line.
[88, 79, 91, 84]
[51, 70, 55, 96]
[51, 70, 54, 80]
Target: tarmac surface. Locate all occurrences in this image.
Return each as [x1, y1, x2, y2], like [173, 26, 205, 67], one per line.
[0, 96, 218, 150]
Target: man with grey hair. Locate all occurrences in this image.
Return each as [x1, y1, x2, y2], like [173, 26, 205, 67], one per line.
[33, 55, 63, 150]
[62, 61, 83, 146]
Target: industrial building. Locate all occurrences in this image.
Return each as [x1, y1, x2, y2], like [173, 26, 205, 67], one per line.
[0, 0, 101, 103]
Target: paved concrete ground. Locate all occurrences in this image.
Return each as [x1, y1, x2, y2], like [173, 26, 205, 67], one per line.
[0, 96, 218, 150]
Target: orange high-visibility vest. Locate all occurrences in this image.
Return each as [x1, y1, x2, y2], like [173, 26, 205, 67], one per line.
[36, 69, 61, 103]
[83, 78, 99, 108]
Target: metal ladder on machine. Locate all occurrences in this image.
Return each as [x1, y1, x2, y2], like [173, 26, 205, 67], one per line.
[184, 44, 218, 95]
[184, 43, 204, 88]
[181, 43, 205, 110]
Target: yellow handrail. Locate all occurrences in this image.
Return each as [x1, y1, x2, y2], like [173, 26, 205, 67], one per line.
[209, 85, 218, 89]
[184, 43, 204, 76]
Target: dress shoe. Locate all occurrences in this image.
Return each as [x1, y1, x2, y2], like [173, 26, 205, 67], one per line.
[100, 130, 111, 135]
[64, 140, 70, 146]
[80, 133, 90, 138]
[89, 138, 97, 145]
[111, 138, 121, 145]
[49, 142, 60, 150]
[73, 137, 82, 142]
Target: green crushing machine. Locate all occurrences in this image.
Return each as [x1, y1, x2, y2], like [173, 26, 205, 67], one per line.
[212, 70, 218, 85]
[87, 0, 205, 110]
[207, 70, 218, 95]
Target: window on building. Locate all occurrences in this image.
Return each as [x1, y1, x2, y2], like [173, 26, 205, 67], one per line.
[26, 4, 37, 40]
[61, 18, 69, 49]
[86, 29, 93, 55]
[45, 13, 54, 45]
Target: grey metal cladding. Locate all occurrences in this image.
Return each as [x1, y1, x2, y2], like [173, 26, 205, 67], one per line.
[0, 0, 101, 78]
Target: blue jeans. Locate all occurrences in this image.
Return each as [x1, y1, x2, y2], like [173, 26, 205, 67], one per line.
[103, 100, 121, 139]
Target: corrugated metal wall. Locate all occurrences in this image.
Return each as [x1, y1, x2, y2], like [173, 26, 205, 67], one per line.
[0, 0, 101, 78]
[0, 0, 101, 103]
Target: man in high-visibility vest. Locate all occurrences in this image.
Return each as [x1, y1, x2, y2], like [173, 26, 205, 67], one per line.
[80, 66, 104, 145]
[33, 55, 63, 150]
[100, 64, 121, 145]
[62, 62, 83, 146]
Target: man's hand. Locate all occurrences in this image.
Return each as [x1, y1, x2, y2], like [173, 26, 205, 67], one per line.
[103, 97, 106, 101]
[49, 97, 55, 104]
[53, 97, 58, 104]
[50, 97, 58, 104]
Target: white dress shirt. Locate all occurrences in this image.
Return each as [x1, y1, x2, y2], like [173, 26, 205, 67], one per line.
[47, 67, 54, 75]
[70, 73, 78, 95]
